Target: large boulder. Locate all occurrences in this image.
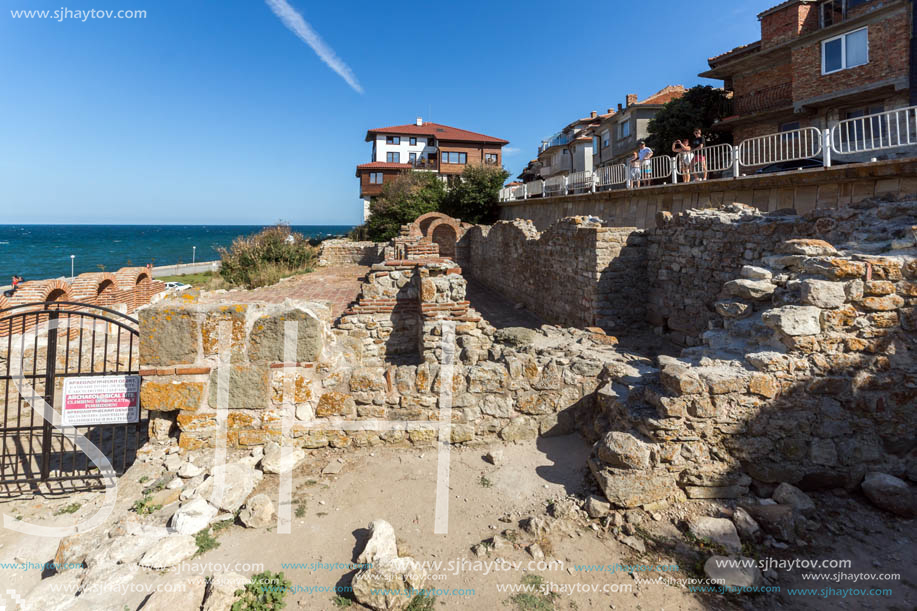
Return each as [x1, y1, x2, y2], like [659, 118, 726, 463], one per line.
[351, 519, 427, 611]
[171, 497, 219, 535]
[239, 494, 275, 528]
[688, 517, 742, 554]
[142, 577, 208, 611]
[595, 432, 651, 470]
[772, 483, 815, 516]
[139, 535, 198, 569]
[260, 441, 307, 475]
[194, 462, 262, 513]
[589, 460, 676, 508]
[861, 472, 916, 518]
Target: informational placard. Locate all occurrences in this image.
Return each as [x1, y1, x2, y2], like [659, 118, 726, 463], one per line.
[61, 375, 140, 426]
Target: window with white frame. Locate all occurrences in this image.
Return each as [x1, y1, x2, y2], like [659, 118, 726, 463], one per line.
[822, 27, 868, 74]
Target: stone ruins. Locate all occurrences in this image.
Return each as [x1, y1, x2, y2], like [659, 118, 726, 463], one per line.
[140, 199, 916, 516]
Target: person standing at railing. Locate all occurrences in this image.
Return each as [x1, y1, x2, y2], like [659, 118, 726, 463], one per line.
[637, 141, 653, 187]
[690, 128, 708, 181]
[629, 151, 642, 187]
[672, 138, 693, 182]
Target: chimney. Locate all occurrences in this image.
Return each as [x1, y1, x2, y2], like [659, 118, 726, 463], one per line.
[626, 94, 638, 107]
[607, 108, 614, 114]
[617, 103, 623, 111]
[590, 111, 597, 118]
[416, 117, 423, 126]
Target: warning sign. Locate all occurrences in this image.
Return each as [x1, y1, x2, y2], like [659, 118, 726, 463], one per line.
[62, 375, 140, 427]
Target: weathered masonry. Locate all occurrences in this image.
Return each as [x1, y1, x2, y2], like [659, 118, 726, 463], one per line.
[139, 197, 916, 511]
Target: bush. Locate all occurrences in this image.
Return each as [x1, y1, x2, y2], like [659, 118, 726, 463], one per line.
[363, 172, 445, 242]
[218, 223, 316, 289]
[441, 164, 509, 224]
[232, 571, 290, 611]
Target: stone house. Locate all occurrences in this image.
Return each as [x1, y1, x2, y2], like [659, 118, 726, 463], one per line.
[700, 0, 914, 157]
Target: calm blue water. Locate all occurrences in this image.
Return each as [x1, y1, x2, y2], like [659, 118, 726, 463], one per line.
[0, 225, 354, 283]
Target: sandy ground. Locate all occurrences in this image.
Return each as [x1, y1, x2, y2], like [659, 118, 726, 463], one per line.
[0, 434, 914, 611]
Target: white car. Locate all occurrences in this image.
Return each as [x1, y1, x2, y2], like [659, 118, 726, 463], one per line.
[164, 281, 191, 292]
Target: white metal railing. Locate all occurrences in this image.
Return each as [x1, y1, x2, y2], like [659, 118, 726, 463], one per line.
[526, 179, 544, 197]
[596, 164, 627, 187]
[831, 105, 917, 155]
[738, 126, 822, 167]
[568, 170, 594, 193]
[674, 143, 734, 176]
[544, 175, 567, 196]
[497, 108, 917, 202]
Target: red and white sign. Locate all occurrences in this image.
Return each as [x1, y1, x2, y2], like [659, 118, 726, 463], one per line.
[62, 375, 140, 427]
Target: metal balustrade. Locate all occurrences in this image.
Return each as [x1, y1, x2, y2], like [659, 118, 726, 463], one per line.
[499, 109, 917, 202]
[568, 170, 594, 193]
[596, 164, 627, 187]
[544, 175, 567, 196]
[738, 127, 822, 167]
[674, 143, 734, 177]
[831, 105, 917, 155]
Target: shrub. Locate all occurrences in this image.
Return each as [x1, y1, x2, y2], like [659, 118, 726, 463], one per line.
[232, 571, 291, 611]
[363, 171, 445, 242]
[441, 164, 509, 224]
[218, 224, 316, 289]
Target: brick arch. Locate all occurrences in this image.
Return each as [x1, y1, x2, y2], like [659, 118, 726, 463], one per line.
[70, 272, 119, 303]
[426, 219, 459, 259]
[9, 278, 73, 305]
[115, 266, 153, 311]
[115, 267, 150, 291]
[0, 294, 9, 311]
[409, 212, 459, 239]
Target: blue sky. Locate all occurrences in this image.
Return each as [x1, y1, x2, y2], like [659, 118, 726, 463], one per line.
[0, 0, 763, 226]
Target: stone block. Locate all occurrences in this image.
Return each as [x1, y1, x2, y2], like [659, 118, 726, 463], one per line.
[595, 432, 651, 470]
[141, 381, 204, 412]
[589, 460, 676, 508]
[248, 308, 323, 363]
[315, 391, 357, 418]
[200, 306, 248, 356]
[762, 306, 821, 336]
[800, 279, 846, 308]
[207, 365, 269, 409]
[139, 308, 199, 366]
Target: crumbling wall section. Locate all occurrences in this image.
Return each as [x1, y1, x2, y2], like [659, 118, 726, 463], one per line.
[464, 217, 648, 331]
[317, 239, 385, 266]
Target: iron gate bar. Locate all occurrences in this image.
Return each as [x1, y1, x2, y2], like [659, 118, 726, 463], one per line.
[0, 301, 147, 487]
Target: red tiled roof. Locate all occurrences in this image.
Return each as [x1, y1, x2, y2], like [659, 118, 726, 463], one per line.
[356, 162, 412, 170]
[757, 0, 817, 19]
[365, 122, 508, 144]
[638, 85, 687, 106]
[355, 161, 411, 177]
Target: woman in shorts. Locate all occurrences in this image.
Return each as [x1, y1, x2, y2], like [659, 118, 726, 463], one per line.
[691, 128, 707, 181]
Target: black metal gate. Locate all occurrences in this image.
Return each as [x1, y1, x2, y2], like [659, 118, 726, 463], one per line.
[0, 301, 147, 489]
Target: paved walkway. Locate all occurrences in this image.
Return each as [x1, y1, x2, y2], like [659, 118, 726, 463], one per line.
[206, 265, 369, 320]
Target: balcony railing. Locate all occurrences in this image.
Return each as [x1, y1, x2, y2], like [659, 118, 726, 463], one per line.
[733, 82, 793, 116]
[410, 158, 438, 170]
[538, 134, 572, 154]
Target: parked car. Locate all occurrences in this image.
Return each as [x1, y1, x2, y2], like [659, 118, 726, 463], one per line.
[754, 158, 851, 174]
[164, 281, 191, 292]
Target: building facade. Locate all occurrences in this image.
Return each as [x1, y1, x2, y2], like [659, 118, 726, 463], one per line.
[356, 118, 508, 221]
[701, 0, 913, 156]
[591, 86, 687, 168]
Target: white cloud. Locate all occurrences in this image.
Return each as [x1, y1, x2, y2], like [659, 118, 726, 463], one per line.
[503, 147, 520, 155]
[265, 0, 364, 94]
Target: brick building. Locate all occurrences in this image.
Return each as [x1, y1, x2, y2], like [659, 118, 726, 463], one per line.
[356, 118, 508, 221]
[701, 0, 913, 154]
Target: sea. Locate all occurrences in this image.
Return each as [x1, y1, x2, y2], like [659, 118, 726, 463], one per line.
[0, 225, 354, 283]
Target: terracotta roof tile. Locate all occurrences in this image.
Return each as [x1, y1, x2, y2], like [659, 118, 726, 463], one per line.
[365, 122, 508, 144]
[638, 85, 687, 106]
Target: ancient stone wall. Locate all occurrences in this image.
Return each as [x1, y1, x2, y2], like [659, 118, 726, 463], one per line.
[463, 217, 648, 331]
[138, 280, 636, 450]
[585, 198, 917, 508]
[317, 239, 385, 267]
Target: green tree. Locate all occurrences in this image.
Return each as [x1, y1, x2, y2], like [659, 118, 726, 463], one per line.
[364, 171, 445, 241]
[441, 164, 509, 225]
[646, 85, 733, 154]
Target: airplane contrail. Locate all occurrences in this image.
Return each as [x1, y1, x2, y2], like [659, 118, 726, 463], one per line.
[265, 0, 364, 94]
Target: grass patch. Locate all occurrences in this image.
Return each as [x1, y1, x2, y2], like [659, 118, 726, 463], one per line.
[505, 574, 556, 611]
[294, 499, 307, 518]
[233, 570, 290, 611]
[131, 494, 162, 515]
[195, 529, 221, 556]
[683, 531, 727, 557]
[405, 593, 436, 611]
[55, 502, 81, 515]
[479, 475, 493, 488]
[331, 594, 352, 608]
